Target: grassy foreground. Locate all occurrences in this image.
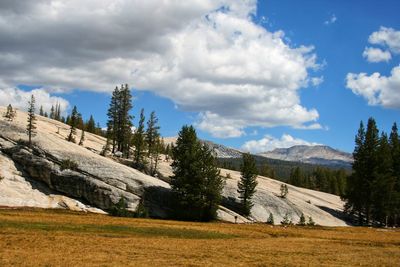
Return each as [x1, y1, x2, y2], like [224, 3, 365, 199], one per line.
[0, 209, 399, 266]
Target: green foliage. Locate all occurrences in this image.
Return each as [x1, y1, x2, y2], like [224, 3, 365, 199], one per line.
[307, 216, 316, 226]
[108, 198, 134, 217]
[132, 108, 146, 167]
[297, 213, 306, 226]
[146, 111, 161, 176]
[106, 84, 133, 157]
[280, 212, 292, 226]
[26, 95, 36, 146]
[135, 198, 149, 218]
[4, 104, 16, 121]
[266, 213, 274, 225]
[237, 153, 258, 217]
[60, 159, 78, 171]
[344, 118, 400, 226]
[66, 106, 78, 143]
[86, 115, 96, 133]
[170, 125, 224, 221]
[280, 184, 288, 198]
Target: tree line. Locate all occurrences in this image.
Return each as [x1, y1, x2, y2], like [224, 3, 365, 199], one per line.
[344, 118, 400, 226]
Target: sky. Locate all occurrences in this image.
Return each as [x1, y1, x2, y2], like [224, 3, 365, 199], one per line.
[0, 0, 399, 153]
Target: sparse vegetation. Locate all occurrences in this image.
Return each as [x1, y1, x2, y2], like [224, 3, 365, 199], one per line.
[3, 104, 16, 121]
[297, 213, 306, 226]
[60, 159, 78, 171]
[266, 213, 274, 225]
[280, 184, 288, 198]
[281, 212, 292, 225]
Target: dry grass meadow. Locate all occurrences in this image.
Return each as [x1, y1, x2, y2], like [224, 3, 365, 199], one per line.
[0, 209, 399, 266]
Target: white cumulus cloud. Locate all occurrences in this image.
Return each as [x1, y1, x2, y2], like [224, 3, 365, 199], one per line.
[368, 26, 400, 54]
[0, 0, 322, 137]
[362, 47, 392, 63]
[241, 134, 321, 153]
[346, 65, 400, 108]
[0, 87, 69, 114]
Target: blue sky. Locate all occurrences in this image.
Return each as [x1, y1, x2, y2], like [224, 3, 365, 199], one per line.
[0, 0, 399, 153]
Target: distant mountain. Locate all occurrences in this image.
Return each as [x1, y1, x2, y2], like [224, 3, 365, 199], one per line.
[258, 145, 353, 168]
[164, 137, 242, 158]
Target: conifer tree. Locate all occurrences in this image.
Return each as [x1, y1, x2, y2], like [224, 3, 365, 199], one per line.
[79, 129, 85, 146]
[107, 86, 120, 153]
[298, 213, 306, 226]
[146, 111, 160, 174]
[50, 105, 55, 119]
[237, 153, 258, 216]
[39, 105, 44, 116]
[4, 104, 16, 121]
[86, 115, 96, 133]
[373, 132, 395, 225]
[67, 106, 78, 143]
[26, 95, 36, 146]
[44, 111, 48, 118]
[132, 108, 146, 167]
[267, 213, 274, 225]
[171, 125, 223, 221]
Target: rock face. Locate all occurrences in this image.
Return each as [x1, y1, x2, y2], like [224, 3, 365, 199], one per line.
[0, 106, 349, 225]
[0, 107, 171, 217]
[258, 145, 353, 168]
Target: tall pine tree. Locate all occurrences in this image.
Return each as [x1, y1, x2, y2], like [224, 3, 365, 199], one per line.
[132, 108, 146, 167]
[237, 153, 258, 216]
[26, 95, 36, 146]
[170, 125, 223, 221]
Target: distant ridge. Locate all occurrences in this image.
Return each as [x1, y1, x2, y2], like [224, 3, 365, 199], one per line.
[258, 145, 353, 168]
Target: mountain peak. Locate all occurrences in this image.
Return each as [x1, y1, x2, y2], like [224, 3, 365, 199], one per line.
[259, 145, 353, 168]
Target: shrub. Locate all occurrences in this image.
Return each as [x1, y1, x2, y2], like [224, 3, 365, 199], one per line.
[280, 212, 292, 225]
[134, 198, 149, 218]
[60, 159, 78, 171]
[297, 213, 306, 226]
[307, 216, 316, 226]
[108, 198, 135, 217]
[266, 213, 274, 225]
[280, 184, 288, 198]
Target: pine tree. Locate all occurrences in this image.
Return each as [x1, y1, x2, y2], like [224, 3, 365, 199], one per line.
[50, 105, 55, 119]
[237, 153, 258, 216]
[344, 121, 366, 225]
[44, 111, 48, 118]
[4, 104, 16, 121]
[67, 106, 78, 143]
[170, 125, 223, 221]
[132, 109, 146, 167]
[26, 95, 36, 146]
[78, 129, 85, 146]
[267, 213, 274, 225]
[280, 184, 288, 198]
[298, 213, 306, 226]
[39, 105, 44, 116]
[86, 115, 96, 133]
[389, 123, 400, 226]
[107, 86, 120, 153]
[146, 111, 160, 175]
[372, 132, 395, 226]
[118, 84, 133, 157]
[363, 118, 380, 224]
[55, 103, 61, 121]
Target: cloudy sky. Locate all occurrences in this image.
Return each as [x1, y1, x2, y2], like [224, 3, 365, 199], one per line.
[0, 0, 399, 153]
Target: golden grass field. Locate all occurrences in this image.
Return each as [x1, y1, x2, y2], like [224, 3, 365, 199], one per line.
[0, 209, 399, 266]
